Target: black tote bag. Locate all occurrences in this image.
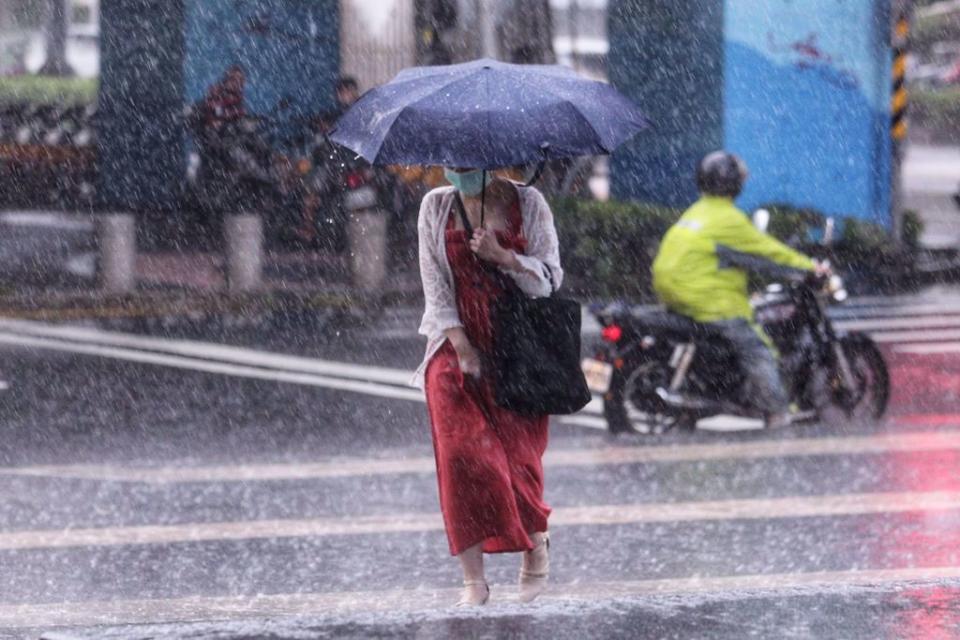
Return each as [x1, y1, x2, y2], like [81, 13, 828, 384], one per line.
[453, 194, 591, 417]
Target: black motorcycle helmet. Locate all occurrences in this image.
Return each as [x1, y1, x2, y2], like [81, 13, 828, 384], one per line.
[696, 151, 748, 198]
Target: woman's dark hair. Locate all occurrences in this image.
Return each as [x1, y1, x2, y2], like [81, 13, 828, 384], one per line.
[336, 76, 359, 92]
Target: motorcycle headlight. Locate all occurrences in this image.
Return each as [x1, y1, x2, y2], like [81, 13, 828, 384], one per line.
[829, 275, 848, 303]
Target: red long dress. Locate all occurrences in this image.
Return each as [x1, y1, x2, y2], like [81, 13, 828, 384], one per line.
[424, 201, 551, 556]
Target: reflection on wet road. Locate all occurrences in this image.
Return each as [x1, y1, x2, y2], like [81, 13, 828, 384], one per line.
[2, 291, 960, 638]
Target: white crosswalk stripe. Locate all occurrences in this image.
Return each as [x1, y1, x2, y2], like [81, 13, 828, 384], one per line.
[833, 299, 960, 351]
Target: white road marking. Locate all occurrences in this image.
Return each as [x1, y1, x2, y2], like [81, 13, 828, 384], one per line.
[0, 322, 613, 416]
[5, 430, 960, 484]
[0, 212, 94, 231]
[871, 329, 960, 344]
[844, 292, 960, 307]
[561, 413, 764, 432]
[7, 566, 960, 629]
[894, 342, 960, 355]
[695, 415, 765, 431]
[0, 333, 425, 403]
[831, 303, 960, 319]
[0, 315, 956, 439]
[557, 414, 608, 430]
[0, 319, 414, 387]
[834, 315, 960, 332]
[3, 489, 960, 552]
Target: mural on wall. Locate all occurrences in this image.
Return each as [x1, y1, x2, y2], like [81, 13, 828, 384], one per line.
[724, 0, 891, 225]
[185, 0, 339, 139]
[608, 0, 891, 226]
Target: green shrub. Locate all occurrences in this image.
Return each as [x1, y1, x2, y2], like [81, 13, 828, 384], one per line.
[839, 216, 891, 256]
[0, 75, 97, 106]
[911, 87, 960, 136]
[758, 203, 826, 245]
[550, 197, 680, 300]
[902, 209, 924, 250]
[914, 11, 960, 58]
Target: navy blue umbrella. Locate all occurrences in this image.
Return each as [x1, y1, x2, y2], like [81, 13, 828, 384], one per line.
[329, 58, 648, 169]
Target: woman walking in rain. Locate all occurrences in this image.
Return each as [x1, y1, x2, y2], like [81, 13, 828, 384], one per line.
[413, 167, 562, 607]
[330, 56, 646, 607]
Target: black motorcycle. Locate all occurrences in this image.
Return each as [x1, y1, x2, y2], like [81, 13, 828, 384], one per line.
[584, 224, 889, 435]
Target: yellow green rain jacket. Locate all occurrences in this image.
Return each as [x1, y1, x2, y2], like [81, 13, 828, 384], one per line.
[652, 196, 815, 323]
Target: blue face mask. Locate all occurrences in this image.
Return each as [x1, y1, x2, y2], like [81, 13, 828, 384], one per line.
[444, 168, 489, 197]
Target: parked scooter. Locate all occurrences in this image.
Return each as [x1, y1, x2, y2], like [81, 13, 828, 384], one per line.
[583, 212, 890, 435]
[0, 102, 96, 208]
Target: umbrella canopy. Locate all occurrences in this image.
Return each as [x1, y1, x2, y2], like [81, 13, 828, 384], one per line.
[329, 58, 648, 169]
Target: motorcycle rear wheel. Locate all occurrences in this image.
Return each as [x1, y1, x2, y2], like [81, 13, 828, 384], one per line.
[604, 361, 697, 435]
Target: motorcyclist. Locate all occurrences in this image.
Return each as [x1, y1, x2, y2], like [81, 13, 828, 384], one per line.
[191, 64, 247, 144]
[652, 151, 824, 428]
[187, 65, 279, 214]
[296, 76, 363, 248]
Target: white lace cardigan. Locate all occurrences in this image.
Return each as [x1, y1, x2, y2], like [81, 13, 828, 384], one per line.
[411, 184, 563, 388]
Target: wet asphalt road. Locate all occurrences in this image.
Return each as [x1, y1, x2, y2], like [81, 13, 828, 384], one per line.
[2, 289, 960, 639]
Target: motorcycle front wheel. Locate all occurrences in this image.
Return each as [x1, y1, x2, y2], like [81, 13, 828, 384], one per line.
[813, 334, 890, 428]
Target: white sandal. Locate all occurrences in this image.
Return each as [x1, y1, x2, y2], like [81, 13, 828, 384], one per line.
[518, 532, 550, 603]
[456, 579, 490, 607]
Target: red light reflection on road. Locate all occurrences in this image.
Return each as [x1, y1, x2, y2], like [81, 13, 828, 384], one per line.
[885, 350, 960, 421]
[889, 585, 960, 640]
[877, 441, 960, 637]
[868, 345, 960, 637]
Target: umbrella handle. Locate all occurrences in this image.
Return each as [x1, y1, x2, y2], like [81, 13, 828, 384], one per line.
[480, 169, 486, 228]
[524, 143, 551, 187]
[525, 160, 547, 188]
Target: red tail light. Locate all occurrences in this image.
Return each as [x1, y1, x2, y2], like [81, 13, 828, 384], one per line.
[345, 171, 366, 189]
[601, 325, 623, 343]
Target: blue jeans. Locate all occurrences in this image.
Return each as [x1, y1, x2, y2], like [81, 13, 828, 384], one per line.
[710, 318, 790, 415]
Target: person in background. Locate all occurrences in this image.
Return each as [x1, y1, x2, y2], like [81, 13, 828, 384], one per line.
[334, 76, 360, 115]
[197, 64, 247, 133]
[297, 76, 363, 246]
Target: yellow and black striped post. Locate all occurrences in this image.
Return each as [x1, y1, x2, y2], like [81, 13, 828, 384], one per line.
[892, 13, 910, 143]
[890, 5, 912, 246]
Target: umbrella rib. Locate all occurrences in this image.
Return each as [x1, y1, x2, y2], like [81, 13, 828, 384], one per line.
[485, 68, 492, 169]
[370, 71, 486, 166]
[530, 79, 649, 152]
[534, 83, 614, 154]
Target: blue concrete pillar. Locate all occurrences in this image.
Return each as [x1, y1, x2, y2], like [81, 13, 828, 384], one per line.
[608, 0, 725, 209]
[97, 0, 187, 211]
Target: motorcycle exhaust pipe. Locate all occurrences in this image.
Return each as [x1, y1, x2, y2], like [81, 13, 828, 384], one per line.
[655, 387, 720, 412]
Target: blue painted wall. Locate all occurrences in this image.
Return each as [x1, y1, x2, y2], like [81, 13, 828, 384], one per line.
[609, 0, 893, 226]
[724, 0, 892, 226]
[97, 0, 339, 211]
[184, 0, 339, 142]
